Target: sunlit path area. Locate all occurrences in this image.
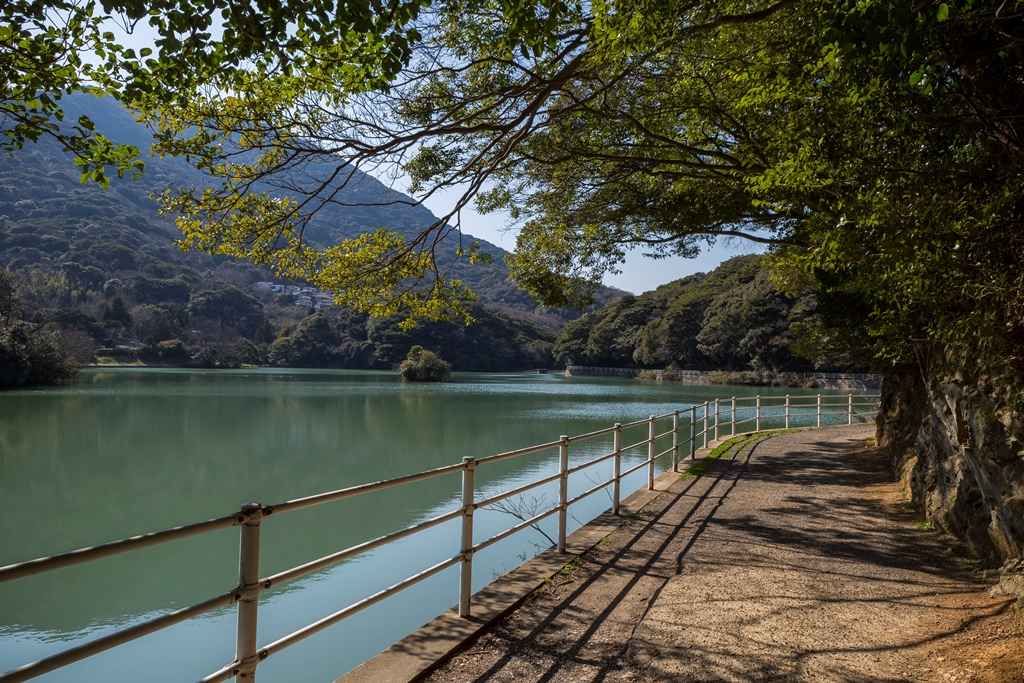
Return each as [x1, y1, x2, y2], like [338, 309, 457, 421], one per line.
[418, 428, 1024, 683]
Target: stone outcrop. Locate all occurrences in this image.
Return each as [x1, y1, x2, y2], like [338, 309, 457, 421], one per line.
[876, 368, 1024, 563]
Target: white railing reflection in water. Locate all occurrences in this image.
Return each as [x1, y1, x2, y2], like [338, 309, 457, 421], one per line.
[0, 393, 880, 683]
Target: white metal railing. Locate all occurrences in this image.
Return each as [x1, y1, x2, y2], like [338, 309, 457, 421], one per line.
[0, 392, 880, 683]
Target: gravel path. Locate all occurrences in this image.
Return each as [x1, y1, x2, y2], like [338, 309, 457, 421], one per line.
[421, 427, 1023, 683]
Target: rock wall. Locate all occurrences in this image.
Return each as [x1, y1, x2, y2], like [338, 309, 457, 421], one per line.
[877, 368, 1024, 563]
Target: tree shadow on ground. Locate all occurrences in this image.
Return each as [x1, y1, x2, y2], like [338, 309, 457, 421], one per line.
[408, 438, 758, 682]
[407, 431, 1008, 683]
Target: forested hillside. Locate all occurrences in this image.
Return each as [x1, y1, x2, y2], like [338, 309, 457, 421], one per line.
[553, 256, 835, 373]
[0, 95, 605, 380]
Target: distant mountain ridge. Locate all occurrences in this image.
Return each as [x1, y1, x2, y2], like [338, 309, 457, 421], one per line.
[0, 94, 630, 377]
[1, 94, 619, 326]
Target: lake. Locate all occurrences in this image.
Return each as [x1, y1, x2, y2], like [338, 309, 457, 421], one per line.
[0, 368, 860, 682]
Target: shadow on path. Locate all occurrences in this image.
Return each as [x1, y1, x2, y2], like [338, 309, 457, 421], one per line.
[420, 427, 1019, 683]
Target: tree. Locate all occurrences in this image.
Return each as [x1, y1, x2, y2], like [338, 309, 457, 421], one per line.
[696, 270, 803, 370]
[268, 313, 334, 367]
[398, 345, 452, 382]
[0, 268, 79, 386]
[0, 267, 18, 322]
[264, 0, 1018, 392]
[185, 286, 264, 338]
[136, 0, 805, 322]
[98, 295, 133, 329]
[551, 255, 814, 370]
[367, 302, 556, 370]
[132, 304, 181, 343]
[2, 0, 435, 186]
[233, 338, 261, 365]
[10, 0, 1024, 398]
[4, 0, 585, 325]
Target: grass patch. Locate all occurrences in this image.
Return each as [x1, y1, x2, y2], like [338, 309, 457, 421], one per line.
[638, 498, 659, 515]
[912, 515, 936, 531]
[681, 433, 762, 479]
[559, 556, 583, 576]
[957, 557, 985, 572]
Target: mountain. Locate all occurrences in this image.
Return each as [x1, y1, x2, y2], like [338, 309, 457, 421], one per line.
[0, 94, 619, 325]
[552, 255, 846, 372]
[0, 94, 622, 375]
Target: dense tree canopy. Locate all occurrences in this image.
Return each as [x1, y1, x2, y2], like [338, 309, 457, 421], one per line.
[1, 0, 434, 184]
[398, 345, 452, 381]
[4, 0, 581, 323]
[553, 255, 820, 371]
[6, 0, 1024, 392]
[0, 268, 79, 386]
[135, 0, 806, 322]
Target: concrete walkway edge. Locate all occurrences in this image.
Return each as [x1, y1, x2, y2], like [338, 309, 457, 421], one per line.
[334, 444, 726, 683]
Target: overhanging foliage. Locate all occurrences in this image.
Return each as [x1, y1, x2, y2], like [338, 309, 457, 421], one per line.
[5, 0, 1024, 391]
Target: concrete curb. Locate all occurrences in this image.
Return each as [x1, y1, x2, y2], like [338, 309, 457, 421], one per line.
[335, 460, 701, 683]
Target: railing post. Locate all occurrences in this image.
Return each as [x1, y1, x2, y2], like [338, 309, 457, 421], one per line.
[714, 399, 720, 442]
[689, 405, 697, 459]
[848, 394, 853, 425]
[703, 402, 709, 449]
[459, 456, 476, 617]
[558, 436, 569, 553]
[612, 424, 622, 515]
[672, 410, 680, 472]
[235, 502, 263, 682]
[755, 395, 761, 432]
[647, 415, 656, 490]
[731, 396, 736, 436]
[785, 394, 791, 429]
[817, 394, 822, 427]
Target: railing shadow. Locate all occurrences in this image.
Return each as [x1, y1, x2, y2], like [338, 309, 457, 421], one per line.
[412, 428, 1009, 683]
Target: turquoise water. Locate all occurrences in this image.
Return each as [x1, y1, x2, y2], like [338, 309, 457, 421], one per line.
[0, 369, 857, 682]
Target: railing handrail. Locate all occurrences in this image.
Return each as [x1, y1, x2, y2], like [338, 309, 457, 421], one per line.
[0, 392, 881, 683]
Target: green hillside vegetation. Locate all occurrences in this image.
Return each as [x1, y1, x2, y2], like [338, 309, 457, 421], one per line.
[0, 97, 617, 322]
[267, 303, 555, 372]
[553, 256, 832, 373]
[0, 269, 79, 387]
[0, 97, 568, 383]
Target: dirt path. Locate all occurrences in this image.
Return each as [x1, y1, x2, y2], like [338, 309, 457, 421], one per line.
[421, 427, 1023, 683]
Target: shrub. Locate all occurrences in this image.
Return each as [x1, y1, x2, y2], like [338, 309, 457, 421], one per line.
[156, 339, 188, 359]
[398, 345, 451, 382]
[0, 322, 78, 387]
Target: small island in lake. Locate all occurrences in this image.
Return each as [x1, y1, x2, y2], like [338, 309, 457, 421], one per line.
[398, 346, 452, 382]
